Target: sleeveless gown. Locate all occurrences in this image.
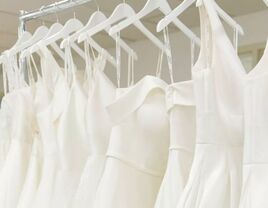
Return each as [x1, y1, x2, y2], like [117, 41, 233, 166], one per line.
[93, 75, 170, 208]
[50, 44, 92, 208]
[177, 0, 245, 207]
[0, 86, 35, 208]
[239, 41, 268, 207]
[70, 58, 116, 208]
[0, 55, 25, 173]
[31, 45, 69, 208]
[17, 46, 61, 208]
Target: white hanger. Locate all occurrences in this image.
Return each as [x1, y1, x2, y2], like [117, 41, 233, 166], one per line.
[109, 0, 200, 46]
[60, 11, 107, 48]
[0, 31, 32, 64]
[79, 2, 149, 55]
[61, 11, 137, 60]
[8, 26, 49, 57]
[21, 22, 65, 59]
[264, 0, 268, 7]
[56, 12, 116, 67]
[103, 3, 166, 50]
[157, 0, 244, 36]
[42, 22, 65, 59]
[78, 13, 138, 60]
[39, 18, 85, 59]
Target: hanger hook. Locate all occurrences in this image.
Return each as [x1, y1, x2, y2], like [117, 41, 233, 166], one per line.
[39, 6, 46, 25]
[94, 0, 100, 11]
[53, 2, 60, 22]
[71, 0, 78, 19]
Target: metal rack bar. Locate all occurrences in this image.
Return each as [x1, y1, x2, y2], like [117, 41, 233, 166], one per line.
[19, 0, 93, 22]
[18, 0, 93, 80]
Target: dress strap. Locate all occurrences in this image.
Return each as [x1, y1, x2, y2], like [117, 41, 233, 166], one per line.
[84, 36, 94, 82]
[8, 55, 20, 91]
[115, 31, 121, 88]
[127, 49, 135, 87]
[1, 57, 10, 95]
[26, 54, 41, 87]
[163, 27, 174, 83]
[156, 47, 164, 78]
[2, 64, 7, 95]
[191, 39, 196, 71]
[64, 38, 77, 87]
[233, 27, 239, 54]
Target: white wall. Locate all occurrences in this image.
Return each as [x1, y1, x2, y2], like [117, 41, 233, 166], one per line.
[104, 9, 268, 86]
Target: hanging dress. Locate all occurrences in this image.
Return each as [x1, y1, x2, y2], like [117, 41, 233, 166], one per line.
[70, 46, 116, 208]
[0, 52, 30, 173]
[0, 57, 17, 173]
[0, 97, 11, 173]
[155, 81, 196, 208]
[93, 40, 171, 207]
[50, 43, 91, 208]
[17, 45, 60, 208]
[31, 43, 68, 208]
[239, 41, 268, 207]
[0, 56, 36, 208]
[177, 0, 245, 207]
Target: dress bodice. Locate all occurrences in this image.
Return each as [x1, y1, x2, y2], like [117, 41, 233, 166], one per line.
[106, 76, 170, 176]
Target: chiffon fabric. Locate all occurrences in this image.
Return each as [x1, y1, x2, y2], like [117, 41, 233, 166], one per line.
[239, 42, 268, 207]
[31, 44, 68, 208]
[0, 85, 35, 208]
[70, 55, 116, 208]
[177, 0, 245, 207]
[155, 81, 196, 208]
[17, 45, 60, 208]
[0, 95, 11, 173]
[49, 44, 90, 208]
[93, 75, 170, 208]
[0, 55, 25, 173]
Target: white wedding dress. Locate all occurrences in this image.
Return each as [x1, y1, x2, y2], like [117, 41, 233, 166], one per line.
[0, 97, 11, 173]
[31, 44, 68, 208]
[239, 40, 268, 207]
[70, 53, 116, 208]
[155, 81, 196, 208]
[0, 78, 35, 208]
[17, 45, 60, 208]
[0, 55, 25, 173]
[177, 0, 245, 207]
[93, 75, 170, 208]
[50, 45, 90, 208]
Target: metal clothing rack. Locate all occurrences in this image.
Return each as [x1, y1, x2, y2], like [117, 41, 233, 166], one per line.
[19, 0, 93, 35]
[18, 0, 93, 78]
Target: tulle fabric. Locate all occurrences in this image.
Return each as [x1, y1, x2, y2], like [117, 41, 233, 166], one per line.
[17, 136, 42, 208]
[71, 67, 116, 208]
[0, 88, 35, 208]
